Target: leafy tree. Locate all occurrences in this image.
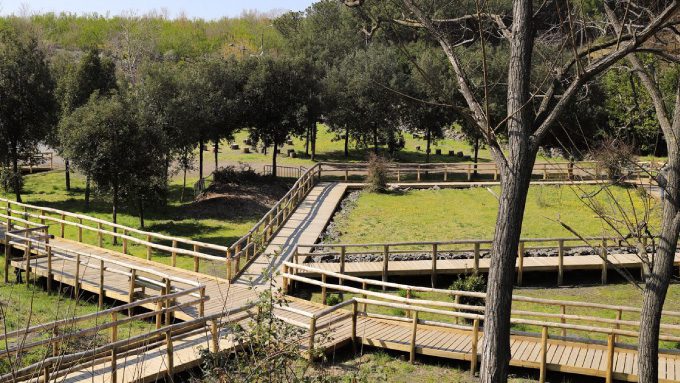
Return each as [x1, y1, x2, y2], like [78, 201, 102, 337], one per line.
[56, 48, 117, 205]
[244, 57, 308, 177]
[0, 24, 56, 202]
[58, 93, 164, 229]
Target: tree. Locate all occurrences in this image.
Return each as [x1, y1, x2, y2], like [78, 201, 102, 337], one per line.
[58, 93, 163, 229]
[342, 1, 680, 381]
[244, 57, 308, 177]
[0, 24, 56, 202]
[56, 48, 117, 207]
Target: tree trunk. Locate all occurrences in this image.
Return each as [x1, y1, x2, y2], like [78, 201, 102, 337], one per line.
[214, 139, 219, 172]
[373, 125, 379, 154]
[474, 137, 480, 176]
[272, 142, 278, 178]
[84, 175, 91, 211]
[638, 149, 680, 383]
[305, 124, 310, 157]
[11, 153, 21, 203]
[344, 126, 350, 158]
[311, 122, 317, 161]
[480, 1, 534, 382]
[138, 198, 145, 229]
[112, 184, 119, 246]
[199, 137, 204, 181]
[181, 167, 187, 203]
[65, 158, 71, 191]
[426, 127, 432, 163]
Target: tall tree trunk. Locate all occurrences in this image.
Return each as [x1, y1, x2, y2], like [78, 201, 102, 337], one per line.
[474, 137, 480, 176]
[480, 1, 534, 382]
[181, 167, 187, 203]
[638, 149, 680, 383]
[305, 125, 310, 157]
[65, 158, 71, 191]
[11, 153, 21, 203]
[84, 175, 91, 211]
[138, 198, 145, 229]
[426, 127, 432, 163]
[311, 122, 317, 161]
[112, 184, 119, 246]
[199, 138, 204, 181]
[373, 125, 379, 154]
[343, 128, 350, 158]
[272, 142, 278, 178]
[214, 139, 219, 172]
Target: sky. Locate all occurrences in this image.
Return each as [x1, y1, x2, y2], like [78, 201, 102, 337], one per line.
[0, 1, 317, 20]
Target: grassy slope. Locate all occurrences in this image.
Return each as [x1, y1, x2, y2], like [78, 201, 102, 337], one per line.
[333, 185, 660, 243]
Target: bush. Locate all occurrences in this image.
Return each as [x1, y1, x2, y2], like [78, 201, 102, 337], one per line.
[326, 294, 342, 306]
[591, 138, 637, 182]
[449, 274, 486, 308]
[0, 168, 23, 194]
[213, 162, 263, 184]
[365, 154, 389, 193]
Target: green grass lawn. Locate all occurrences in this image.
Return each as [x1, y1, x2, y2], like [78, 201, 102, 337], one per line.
[0, 258, 155, 372]
[0, 170, 260, 274]
[332, 185, 660, 244]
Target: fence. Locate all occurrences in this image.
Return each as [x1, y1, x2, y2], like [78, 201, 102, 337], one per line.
[293, 235, 660, 287]
[263, 165, 307, 178]
[281, 263, 680, 383]
[18, 152, 54, 173]
[0, 200, 230, 278]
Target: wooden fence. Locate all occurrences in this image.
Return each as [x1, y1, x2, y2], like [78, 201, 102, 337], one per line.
[0, 295, 255, 383]
[282, 262, 680, 383]
[0, 198, 231, 277]
[18, 152, 54, 173]
[293, 235, 659, 287]
[263, 165, 307, 178]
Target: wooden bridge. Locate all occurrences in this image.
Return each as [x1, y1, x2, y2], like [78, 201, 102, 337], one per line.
[0, 162, 676, 382]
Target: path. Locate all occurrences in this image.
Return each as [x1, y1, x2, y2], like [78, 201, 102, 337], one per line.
[234, 182, 347, 284]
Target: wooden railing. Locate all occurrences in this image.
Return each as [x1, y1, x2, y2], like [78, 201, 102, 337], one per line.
[0, 197, 230, 277]
[3, 226, 206, 314]
[281, 263, 680, 383]
[294, 235, 656, 287]
[263, 165, 307, 178]
[228, 163, 322, 281]
[312, 160, 659, 183]
[0, 297, 256, 383]
[18, 152, 54, 173]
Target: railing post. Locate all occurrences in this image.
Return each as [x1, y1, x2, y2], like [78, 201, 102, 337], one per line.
[444, 167, 448, 181]
[97, 223, 103, 247]
[397, 165, 401, 182]
[470, 318, 480, 375]
[517, 241, 525, 286]
[321, 273, 327, 305]
[155, 299, 163, 329]
[99, 259, 105, 309]
[409, 311, 418, 363]
[351, 301, 358, 351]
[431, 243, 438, 288]
[199, 286, 205, 317]
[454, 295, 461, 325]
[111, 312, 118, 342]
[25, 238, 32, 286]
[382, 245, 389, 289]
[146, 235, 152, 260]
[110, 347, 118, 383]
[4, 234, 10, 283]
[560, 305, 566, 337]
[361, 282, 368, 312]
[467, 164, 472, 181]
[308, 317, 317, 358]
[166, 330, 174, 378]
[601, 239, 608, 284]
[493, 164, 498, 181]
[417, 165, 421, 182]
[123, 230, 128, 254]
[339, 246, 346, 285]
[77, 218, 83, 242]
[39, 209, 46, 226]
[60, 214, 65, 238]
[170, 240, 177, 267]
[473, 242, 480, 274]
[165, 279, 173, 324]
[128, 269, 136, 311]
[46, 244, 53, 292]
[539, 326, 548, 383]
[557, 239, 564, 286]
[605, 333, 616, 383]
[193, 244, 200, 272]
[226, 248, 233, 280]
[406, 289, 412, 318]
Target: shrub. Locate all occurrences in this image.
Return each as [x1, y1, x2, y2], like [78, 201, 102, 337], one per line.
[213, 162, 262, 184]
[326, 294, 342, 306]
[365, 153, 389, 193]
[449, 273, 486, 308]
[591, 138, 637, 182]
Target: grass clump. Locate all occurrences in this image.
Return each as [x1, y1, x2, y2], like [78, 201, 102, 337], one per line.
[365, 154, 390, 193]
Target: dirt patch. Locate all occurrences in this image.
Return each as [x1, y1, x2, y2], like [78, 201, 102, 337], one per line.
[183, 179, 294, 221]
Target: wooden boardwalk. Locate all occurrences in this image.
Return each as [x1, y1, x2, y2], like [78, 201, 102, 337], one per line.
[233, 182, 347, 284]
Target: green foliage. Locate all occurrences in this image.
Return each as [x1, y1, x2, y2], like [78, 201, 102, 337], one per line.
[450, 274, 486, 308]
[365, 154, 390, 193]
[326, 294, 342, 306]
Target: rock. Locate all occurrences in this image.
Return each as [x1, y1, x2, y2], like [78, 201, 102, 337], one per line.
[449, 150, 456, 156]
[242, 147, 250, 154]
[435, 149, 442, 155]
[457, 151, 464, 157]
[231, 144, 240, 150]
